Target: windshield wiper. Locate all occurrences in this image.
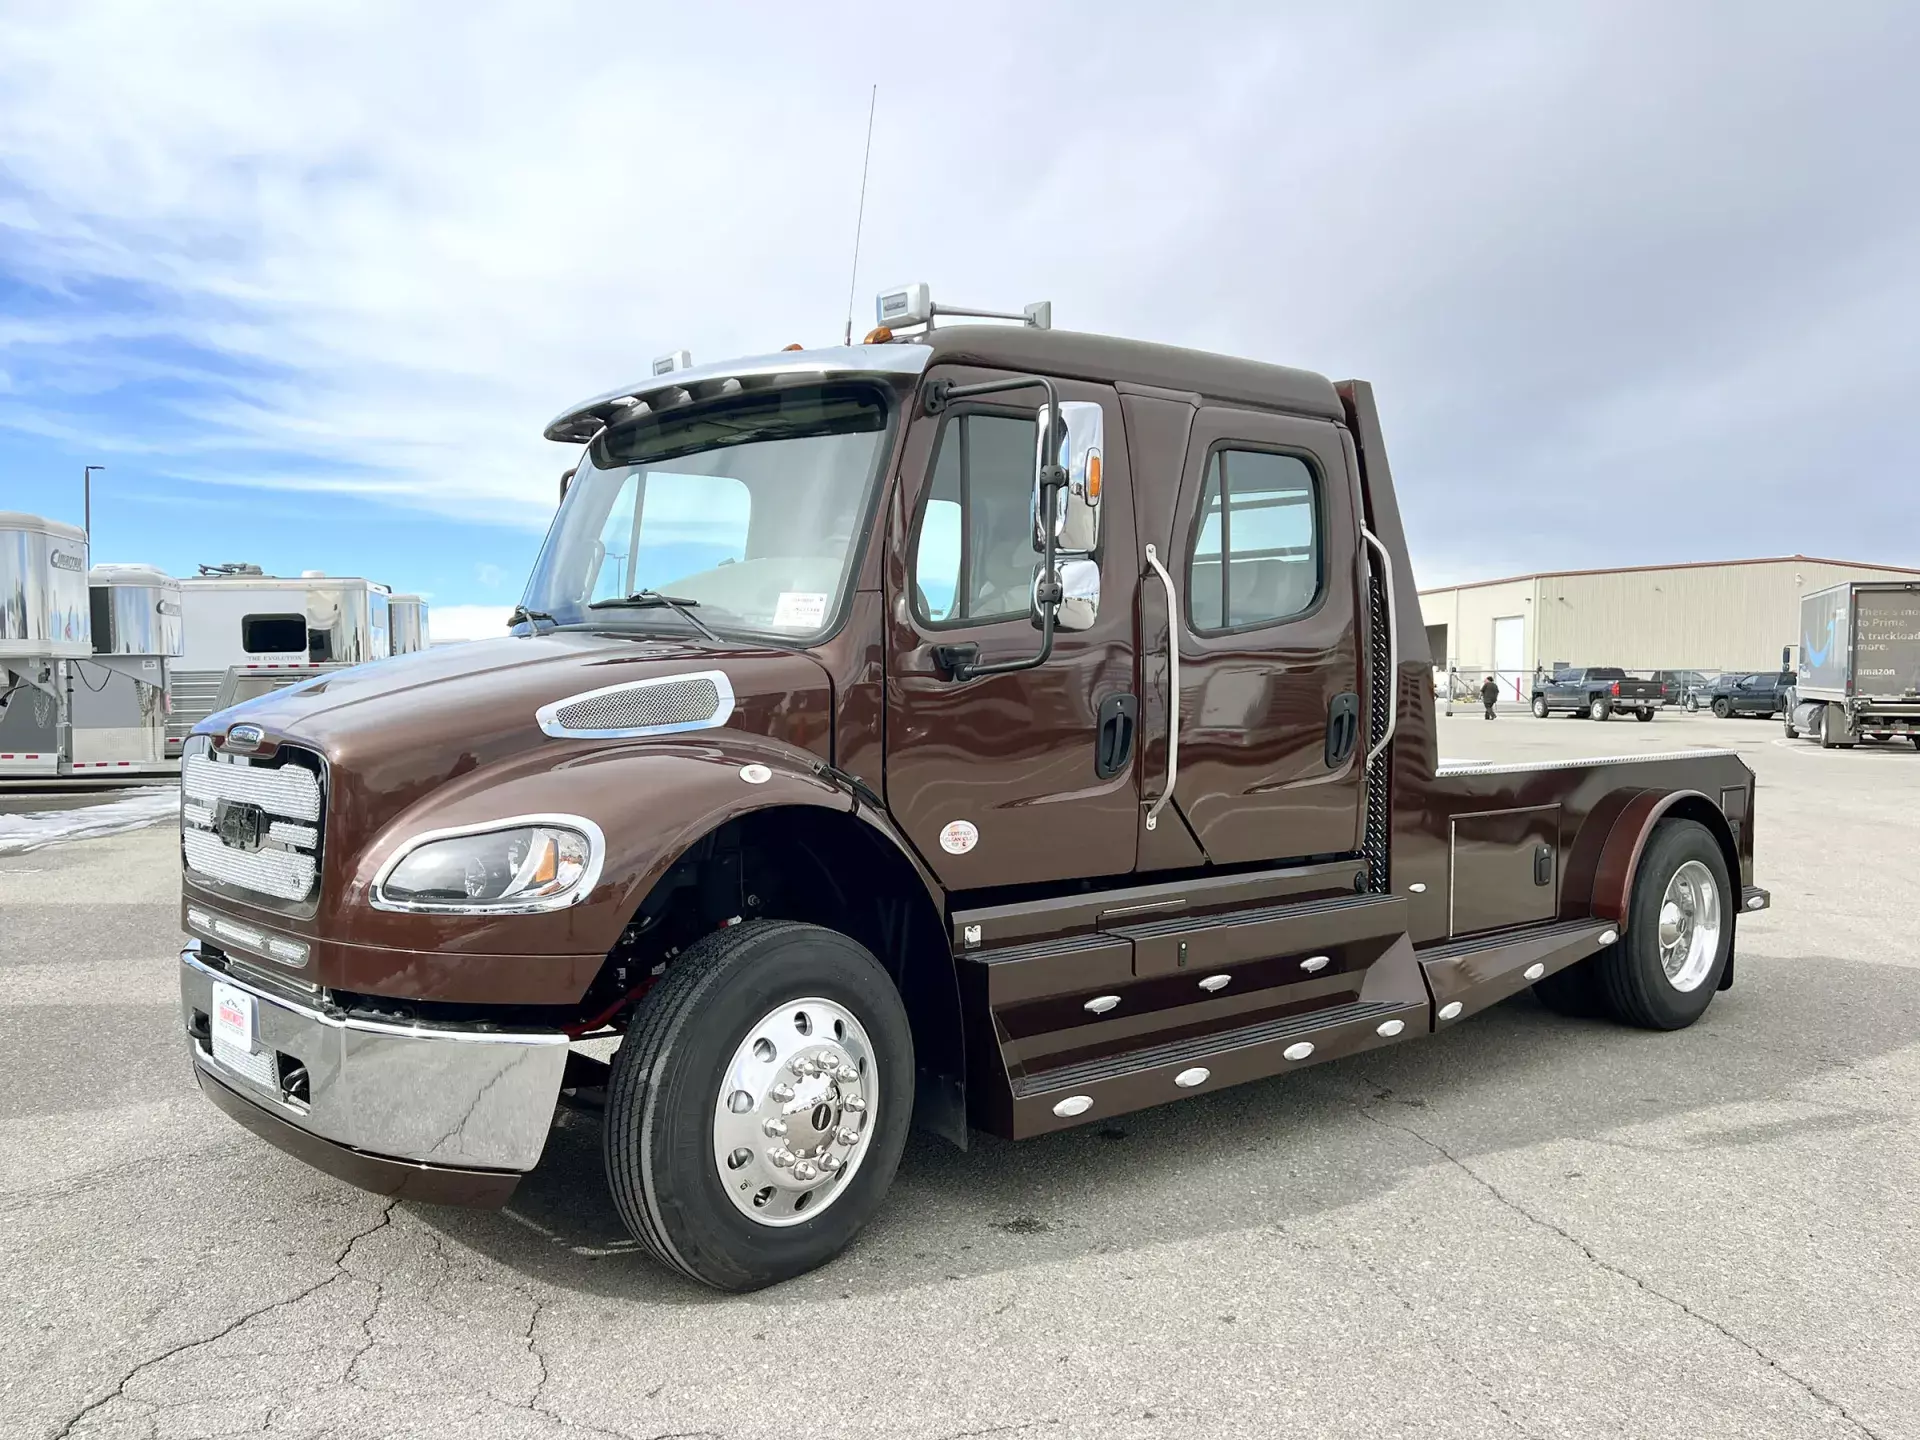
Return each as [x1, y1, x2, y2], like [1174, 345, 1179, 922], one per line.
[508, 605, 556, 635]
[588, 591, 725, 644]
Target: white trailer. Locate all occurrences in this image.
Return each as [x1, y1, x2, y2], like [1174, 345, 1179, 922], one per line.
[68, 564, 184, 774]
[166, 568, 392, 756]
[0, 512, 92, 778]
[388, 593, 431, 653]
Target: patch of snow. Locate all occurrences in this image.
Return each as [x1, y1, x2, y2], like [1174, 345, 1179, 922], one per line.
[0, 786, 181, 855]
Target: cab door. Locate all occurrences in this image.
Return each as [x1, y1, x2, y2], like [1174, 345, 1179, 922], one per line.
[1153, 407, 1365, 864]
[883, 366, 1140, 890]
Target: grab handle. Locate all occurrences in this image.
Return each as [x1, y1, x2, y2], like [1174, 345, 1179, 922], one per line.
[1143, 544, 1179, 833]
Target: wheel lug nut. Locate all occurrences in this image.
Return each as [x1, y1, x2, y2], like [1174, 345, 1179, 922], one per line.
[792, 1057, 815, 1076]
[835, 1064, 859, 1083]
[841, 1093, 867, 1112]
[767, 1147, 795, 1169]
[770, 1082, 795, 1102]
[837, 1127, 861, 1146]
[763, 1118, 788, 1138]
[792, 1160, 819, 1182]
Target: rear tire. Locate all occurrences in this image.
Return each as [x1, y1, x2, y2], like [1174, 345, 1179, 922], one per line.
[1784, 711, 1798, 739]
[1711, 697, 1731, 719]
[1589, 697, 1611, 721]
[1532, 696, 1549, 718]
[604, 920, 914, 1291]
[1596, 819, 1730, 1031]
[1635, 708, 1653, 722]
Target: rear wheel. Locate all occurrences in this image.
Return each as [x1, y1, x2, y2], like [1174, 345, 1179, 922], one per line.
[1589, 697, 1611, 721]
[1635, 708, 1653, 722]
[1911, 736, 1920, 751]
[1784, 710, 1799, 739]
[604, 920, 914, 1291]
[1596, 819, 1730, 1030]
[1711, 697, 1731, 719]
[1532, 696, 1549, 718]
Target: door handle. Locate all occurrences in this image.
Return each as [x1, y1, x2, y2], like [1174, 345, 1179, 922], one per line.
[1095, 693, 1138, 780]
[1143, 544, 1179, 832]
[1325, 691, 1360, 767]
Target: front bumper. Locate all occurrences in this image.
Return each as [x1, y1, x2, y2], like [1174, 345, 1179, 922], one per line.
[179, 944, 570, 1185]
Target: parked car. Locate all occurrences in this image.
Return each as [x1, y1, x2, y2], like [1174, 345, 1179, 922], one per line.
[1530, 666, 1665, 721]
[1696, 671, 1794, 718]
[1649, 669, 1710, 707]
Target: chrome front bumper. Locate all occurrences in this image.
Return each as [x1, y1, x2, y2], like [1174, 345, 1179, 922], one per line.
[179, 944, 569, 1173]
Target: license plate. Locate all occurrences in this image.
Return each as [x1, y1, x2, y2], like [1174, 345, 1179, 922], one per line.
[211, 981, 256, 1054]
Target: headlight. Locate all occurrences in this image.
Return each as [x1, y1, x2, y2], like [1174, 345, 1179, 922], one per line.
[371, 816, 604, 913]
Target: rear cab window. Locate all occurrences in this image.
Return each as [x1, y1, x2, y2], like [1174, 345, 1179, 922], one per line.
[1187, 447, 1322, 631]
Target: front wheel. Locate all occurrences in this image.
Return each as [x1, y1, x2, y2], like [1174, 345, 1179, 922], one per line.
[1711, 697, 1732, 719]
[1589, 697, 1611, 721]
[1784, 711, 1799, 739]
[1596, 819, 1731, 1030]
[604, 920, 914, 1291]
[1532, 696, 1550, 718]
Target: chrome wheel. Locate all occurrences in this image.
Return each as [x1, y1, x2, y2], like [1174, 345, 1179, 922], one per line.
[712, 997, 878, 1228]
[1656, 860, 1721, 993]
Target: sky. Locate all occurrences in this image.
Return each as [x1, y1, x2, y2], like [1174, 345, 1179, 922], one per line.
[1, 1, 1915, 639]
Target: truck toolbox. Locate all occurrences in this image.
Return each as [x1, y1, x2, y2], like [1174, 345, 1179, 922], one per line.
[176, 285, 1768, 1291]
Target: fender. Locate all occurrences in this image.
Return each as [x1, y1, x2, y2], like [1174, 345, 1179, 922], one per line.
[1588, 787, 1740, 928]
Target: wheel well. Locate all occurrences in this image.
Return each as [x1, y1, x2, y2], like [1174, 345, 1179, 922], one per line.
[591, 805, 964, 1143]
[1656, 796, 1739, 893]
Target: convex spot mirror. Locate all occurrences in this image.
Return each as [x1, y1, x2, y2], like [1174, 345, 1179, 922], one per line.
[1031, 401, 1103, 555]
[1030, 557, 1100, 633]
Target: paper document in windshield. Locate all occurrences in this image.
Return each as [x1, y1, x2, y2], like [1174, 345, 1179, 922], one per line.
[773, 592, 828, 629]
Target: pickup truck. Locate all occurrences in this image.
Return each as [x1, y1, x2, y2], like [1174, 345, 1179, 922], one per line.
[176, 289, 1770, 1291]
[1697, 671, 1793, 719]
[1529, 666, 1664, 721]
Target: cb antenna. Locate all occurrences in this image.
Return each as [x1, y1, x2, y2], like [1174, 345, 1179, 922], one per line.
[843, 85, 877, 346]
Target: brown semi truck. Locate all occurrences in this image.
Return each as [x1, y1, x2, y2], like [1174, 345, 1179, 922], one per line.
[177, 288, 1771, 1290]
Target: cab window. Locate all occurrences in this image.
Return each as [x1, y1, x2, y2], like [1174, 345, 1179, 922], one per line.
[912, 412, 1037, 625]
[1188, 448, 1320, 631]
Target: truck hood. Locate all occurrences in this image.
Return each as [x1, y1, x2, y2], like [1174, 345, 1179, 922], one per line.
[195, 629, 837, 842]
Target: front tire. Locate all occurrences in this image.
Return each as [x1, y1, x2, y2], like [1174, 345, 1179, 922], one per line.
[1589, 697, 1612, 721]
[1596, 819, 1731, 1030]
[604, 920, 914, 1291]
[1532, 696, 1550, 718]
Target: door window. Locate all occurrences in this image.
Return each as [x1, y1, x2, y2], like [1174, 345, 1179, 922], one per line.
[911, 412, 1037, 625]
[1187, 449, 1320, 631]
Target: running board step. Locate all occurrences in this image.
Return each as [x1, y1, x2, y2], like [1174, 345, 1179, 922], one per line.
[1005, 995, 1426, 1138]
[1418, 918, 1620, 1027]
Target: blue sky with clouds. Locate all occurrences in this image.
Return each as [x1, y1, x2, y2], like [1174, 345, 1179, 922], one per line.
[3, 2, 1916, 636]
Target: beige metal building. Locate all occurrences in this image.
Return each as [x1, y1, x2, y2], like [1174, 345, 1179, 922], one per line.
[1419, 555, 1920, 697]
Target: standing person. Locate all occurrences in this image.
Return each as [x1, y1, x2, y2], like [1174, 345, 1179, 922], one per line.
[1481, 675, 1500, 719]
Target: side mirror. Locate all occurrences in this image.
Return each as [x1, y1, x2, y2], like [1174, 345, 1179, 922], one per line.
[1032, 401, 1103, 554]
[1032, 557, 1100, 633]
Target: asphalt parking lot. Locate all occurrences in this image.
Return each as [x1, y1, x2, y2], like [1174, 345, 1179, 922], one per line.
[4, 712, 1915, 1440]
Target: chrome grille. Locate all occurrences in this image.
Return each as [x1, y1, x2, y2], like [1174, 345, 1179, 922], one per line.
[181, 748, 325, 904]
[538, 670, 734, 739]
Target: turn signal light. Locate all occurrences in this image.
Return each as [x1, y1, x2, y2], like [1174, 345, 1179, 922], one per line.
[1086, 451, 1102, 502]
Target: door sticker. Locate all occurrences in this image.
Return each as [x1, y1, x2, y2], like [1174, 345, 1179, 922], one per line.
[938, 819, 979, 855]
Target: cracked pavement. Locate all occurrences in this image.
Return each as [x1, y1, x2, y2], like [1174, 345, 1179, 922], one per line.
[3, 715, 1916, 1439]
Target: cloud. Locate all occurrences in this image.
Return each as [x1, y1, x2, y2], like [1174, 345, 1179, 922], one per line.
[428, 603, 515, 643]
[0, 1, 1916, 591]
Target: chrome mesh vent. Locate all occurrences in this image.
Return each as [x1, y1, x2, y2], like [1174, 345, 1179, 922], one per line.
[537, 671, 735, 739]
[1363, 570, 1392, 893]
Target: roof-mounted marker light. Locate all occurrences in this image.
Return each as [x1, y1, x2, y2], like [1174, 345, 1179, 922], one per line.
[874, 284, 1052, 333]
[651, 350, 692, 376]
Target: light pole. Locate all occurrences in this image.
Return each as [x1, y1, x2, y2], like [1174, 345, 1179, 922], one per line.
[83, 465, 105, 543]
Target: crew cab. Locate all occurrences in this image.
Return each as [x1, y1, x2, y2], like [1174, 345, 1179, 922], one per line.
[176, 289, 1770, 1291]
[1529, 666, 1664, 721]
[1698, 671, 1793, 719]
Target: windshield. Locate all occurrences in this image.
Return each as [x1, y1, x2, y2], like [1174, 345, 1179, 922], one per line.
[520, 383, 893, 639]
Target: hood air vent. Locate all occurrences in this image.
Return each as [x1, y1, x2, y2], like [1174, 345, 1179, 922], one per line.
[537, 670, 736, 740]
